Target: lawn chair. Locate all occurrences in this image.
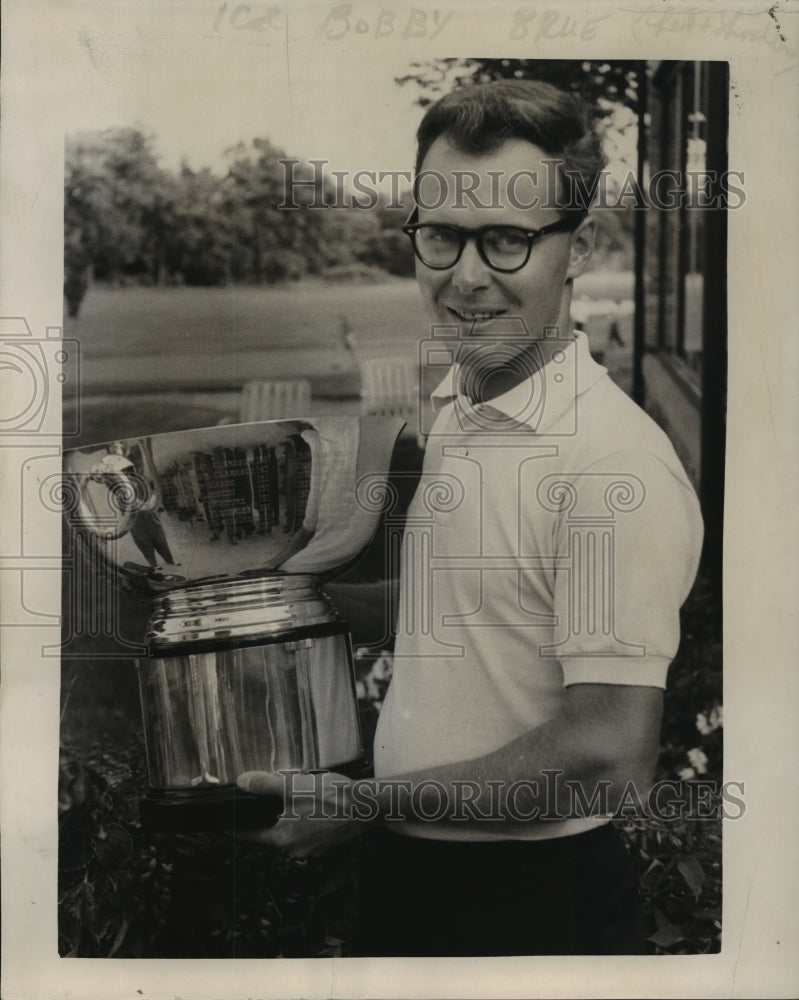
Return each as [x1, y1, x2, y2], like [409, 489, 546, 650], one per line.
[239, 378, 312, 423]
[358, 355, 422, 444]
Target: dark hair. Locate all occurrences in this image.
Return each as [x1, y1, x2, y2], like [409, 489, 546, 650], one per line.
[414, 79, 607, 214]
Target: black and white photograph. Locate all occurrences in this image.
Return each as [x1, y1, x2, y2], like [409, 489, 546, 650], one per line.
[1, 2, 798, 998]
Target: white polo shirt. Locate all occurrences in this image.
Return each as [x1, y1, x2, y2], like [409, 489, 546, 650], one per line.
[373, 332, 703, 839]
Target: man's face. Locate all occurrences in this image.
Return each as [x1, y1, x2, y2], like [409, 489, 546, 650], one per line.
[414, 136, 595, 396]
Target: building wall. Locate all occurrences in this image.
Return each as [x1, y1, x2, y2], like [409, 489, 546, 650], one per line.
[642, 62, 706, 495]
[643, 354, 701, 490]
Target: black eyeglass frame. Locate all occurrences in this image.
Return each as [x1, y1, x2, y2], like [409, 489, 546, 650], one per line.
[401, 208, 586, 273]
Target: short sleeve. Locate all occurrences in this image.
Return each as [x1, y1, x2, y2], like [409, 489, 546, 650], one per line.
[548, 450, 704, 688]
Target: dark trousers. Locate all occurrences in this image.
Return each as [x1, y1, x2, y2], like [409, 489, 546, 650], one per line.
[355, 823, 645, 956]
[129, 510, 175, 567]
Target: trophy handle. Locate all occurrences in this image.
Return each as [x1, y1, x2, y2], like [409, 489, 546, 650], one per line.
[72, 467, 148, 540]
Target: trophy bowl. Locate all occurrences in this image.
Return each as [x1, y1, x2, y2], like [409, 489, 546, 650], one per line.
[63, 415, 404, 831]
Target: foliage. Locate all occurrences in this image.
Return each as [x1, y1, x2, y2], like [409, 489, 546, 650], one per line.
[617, 569, 723, 954]
[321, 263, 395, 284]
[396, 58, 641, 114]
[58, 734, 360, 958]
[64, 130, 414, 315]
[162, 165, 233, 286]
[64, 128, 173, 313]
[658, 572, 723, 783]
[617, 794, 722, 955]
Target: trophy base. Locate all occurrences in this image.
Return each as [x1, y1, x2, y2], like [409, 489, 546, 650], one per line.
[140, 786, 283, 833]
[140, 758, 372, 833]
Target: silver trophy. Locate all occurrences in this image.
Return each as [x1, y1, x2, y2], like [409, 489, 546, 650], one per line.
[63, 416, 403, 831]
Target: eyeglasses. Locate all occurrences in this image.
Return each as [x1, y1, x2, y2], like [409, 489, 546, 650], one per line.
[402, 208, 583, 273]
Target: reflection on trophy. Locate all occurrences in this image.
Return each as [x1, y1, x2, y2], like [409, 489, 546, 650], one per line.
[64, 416, 403, 831]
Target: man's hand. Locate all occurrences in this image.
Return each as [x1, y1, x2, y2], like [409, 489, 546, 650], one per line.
[236, 684, 663, 850]
[236, 769, 381, 858]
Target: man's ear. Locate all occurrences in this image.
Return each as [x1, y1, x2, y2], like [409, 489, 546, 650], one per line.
[566, 215, 597, 281]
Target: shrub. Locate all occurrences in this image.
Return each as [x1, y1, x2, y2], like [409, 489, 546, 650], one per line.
[58, 735, 360, 958]
[617, 568, 723, 954]
[321, 263, 392, 283]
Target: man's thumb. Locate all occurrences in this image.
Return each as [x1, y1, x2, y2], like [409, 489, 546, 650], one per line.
[237, 771, 285, 796]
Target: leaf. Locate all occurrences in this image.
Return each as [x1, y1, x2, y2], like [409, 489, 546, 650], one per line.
[314, 866, 349, 899]
[652, 906, 669, 930]
[58, 905, 82, 956]
[648, 923, 685, 948]
[643, 858, 663, 878]
[59, 830, 95, 873]
[107, 916, 131, 958]
[94, 823, 134, 870]
[677, 856, 705, 899]
[689, 906, 721, 920]
[80, 878, 97, 926]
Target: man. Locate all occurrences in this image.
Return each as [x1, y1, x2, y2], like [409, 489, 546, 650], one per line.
[239, 79, 703, 956]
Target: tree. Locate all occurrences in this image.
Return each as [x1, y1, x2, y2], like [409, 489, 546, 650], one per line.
[396, 58, 640, 115]
[64, 128, 176, 310]
[163, 165, 232, 286]
[223, 138, 292, 282]
[65, 129, 417, 296]
[222, 139, 410, 282]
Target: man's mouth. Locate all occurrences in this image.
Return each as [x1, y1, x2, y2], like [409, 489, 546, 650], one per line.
[446, 307, 507, 323]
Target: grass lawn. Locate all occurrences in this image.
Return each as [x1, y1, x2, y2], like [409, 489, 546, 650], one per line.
[64, 273, 634, 446]
[65, 279, 430, 360]
[67, 270, 632, 361]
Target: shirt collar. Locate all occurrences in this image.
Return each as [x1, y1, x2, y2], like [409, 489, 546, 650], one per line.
[430, 332, 607, 434]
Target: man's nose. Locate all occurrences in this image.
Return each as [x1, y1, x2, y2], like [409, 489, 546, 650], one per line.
[450, 237, 492, 293]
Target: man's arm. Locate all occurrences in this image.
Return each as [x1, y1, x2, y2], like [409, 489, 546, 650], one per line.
[238, 682, 662, 855]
